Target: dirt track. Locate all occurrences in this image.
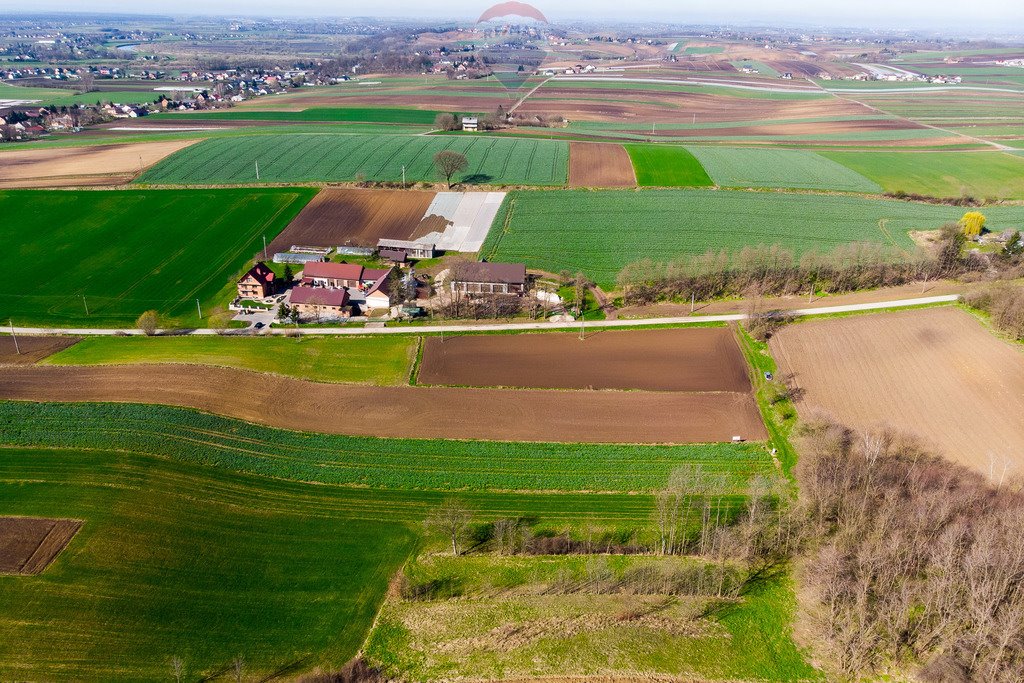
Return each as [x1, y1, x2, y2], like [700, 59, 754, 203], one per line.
[0, 365, 767, 444]
[568, 142, 636, 187]
[770, 307, 1024, 474]
[268, 188, 435, 252]
[0, 335, 79, 365]
[0, 140, 198, 187]
[418, 328, 751, 392]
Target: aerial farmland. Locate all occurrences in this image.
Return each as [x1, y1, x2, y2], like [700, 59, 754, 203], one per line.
[1, 5, 1023, 683]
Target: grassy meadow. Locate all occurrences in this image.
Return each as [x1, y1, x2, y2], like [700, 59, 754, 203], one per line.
[0, 188, 314, 327]
[138, 133, 569, 186]
[45, 336, 417, 385]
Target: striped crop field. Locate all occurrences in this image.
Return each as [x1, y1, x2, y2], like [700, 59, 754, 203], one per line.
[484, 189, 1024, 287]
[687, 147, 883, 192]
[137, 133, 569, 186]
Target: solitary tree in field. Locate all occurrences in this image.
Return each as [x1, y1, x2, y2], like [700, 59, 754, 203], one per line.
[433, 150, 469, 189]
[960, 211, 986, 239]
[434, 112, 457, 131]
[136, 310, 159, 336]
[425, 498, 473, 555]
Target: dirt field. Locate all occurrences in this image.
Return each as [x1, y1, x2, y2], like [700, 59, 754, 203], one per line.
[0, 335, 79, 365]
[0, 364, 767, 444]
[267, 188, 436, 253]
[0, 517, 82, 575]
[568, 142, 636, 188]
[770, 307, 1024, 474]
[0, 140, 198, 187]
[418, 328, 750, 392]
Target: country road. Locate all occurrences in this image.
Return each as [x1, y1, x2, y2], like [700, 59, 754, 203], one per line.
[5, 294, 959, 337]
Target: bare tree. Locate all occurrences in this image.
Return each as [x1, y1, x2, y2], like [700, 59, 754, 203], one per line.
[136, 310, 159, 336]
[433, 150, 469, 189]
[170, 656, 184, 683]
[434, 112, 457, 131]
[425, 498, 473, 555]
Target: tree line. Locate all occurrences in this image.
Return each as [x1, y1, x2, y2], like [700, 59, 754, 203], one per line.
[617, 226, 978, 307]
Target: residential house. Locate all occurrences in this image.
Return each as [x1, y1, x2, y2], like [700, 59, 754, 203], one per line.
[237, 261, 276, 299]
[450, 262, 528, 296]
[289, 286, 350, 320]
[461, 116, 479, 132]
[298, 261, 395, 313]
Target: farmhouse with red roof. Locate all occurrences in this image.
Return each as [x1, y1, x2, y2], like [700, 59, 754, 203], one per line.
[237, 262, 277, 299]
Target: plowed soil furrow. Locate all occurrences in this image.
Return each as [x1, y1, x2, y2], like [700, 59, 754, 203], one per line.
[267, 188, 436, 252]
[568, 143, 637, 188]
[0, 365, 767, 444]
[769, 307, 1024, 473]
[418, 328, 749, 392]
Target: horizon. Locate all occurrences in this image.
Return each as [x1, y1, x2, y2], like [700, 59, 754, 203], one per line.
[0, 3, 1022, 37]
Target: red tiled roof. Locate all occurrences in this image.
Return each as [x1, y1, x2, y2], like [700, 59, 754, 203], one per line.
[364, 267, 394, 298]
[240, 261, 275, 284]
[453, 262, 526, 285]
[304, 261, 364, 281]
[290, 286, 348, 307]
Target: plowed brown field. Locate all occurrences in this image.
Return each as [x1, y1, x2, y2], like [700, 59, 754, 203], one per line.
[568, 142, 636, 188]
[0, 140, 198, 187]
[0, 365, 767, 444]
[770, 307, 1024, 473]
[267, 188, 435, 252]
[0, 517, 82, 575]
[418, 328, 750, 392]
[0, 335, 79, 365]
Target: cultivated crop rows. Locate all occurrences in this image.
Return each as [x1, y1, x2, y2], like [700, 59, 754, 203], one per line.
[687, 147, 883, 192]
[138, 133, 570, 186]
[0, 402, 772, 494]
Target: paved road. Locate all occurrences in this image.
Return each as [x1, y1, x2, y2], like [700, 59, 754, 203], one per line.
[6, 294, 959, 337]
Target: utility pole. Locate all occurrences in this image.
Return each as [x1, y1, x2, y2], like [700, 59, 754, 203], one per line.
[402, 165, 406, 189]
[9, 319, 19, 355]
[82, 295, 89, 315]
[263, 235, 268, 260]
[196, 298, 203, 319]
[690, 292, 695, 314]
[255, 159, 260, 181]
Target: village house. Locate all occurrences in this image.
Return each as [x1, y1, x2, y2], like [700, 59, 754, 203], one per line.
[461, 116, 479, 132]
[450, 262, 528, 296]
[295, 261, 395, 315]
[237, 262, 276, 299]
[289, 286, 350, 320]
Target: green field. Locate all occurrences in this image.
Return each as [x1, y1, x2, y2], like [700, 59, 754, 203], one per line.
[138, 133, 569, 186]
[44, 336, 416, 384]
[625, 144, 714, 187]
[483, 189, 1024, 287]
[0, 83, 161, 106]
[158, 107, 455, 125]
[0, 446, 415, 680]
[687, 147, 882, 193]
[0, 188, 314, 327]
[0, 396, 788, 679]
[683, 46, 726, 55]
[822, 150, 1024, 199]
[0, 402, 770, 492]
